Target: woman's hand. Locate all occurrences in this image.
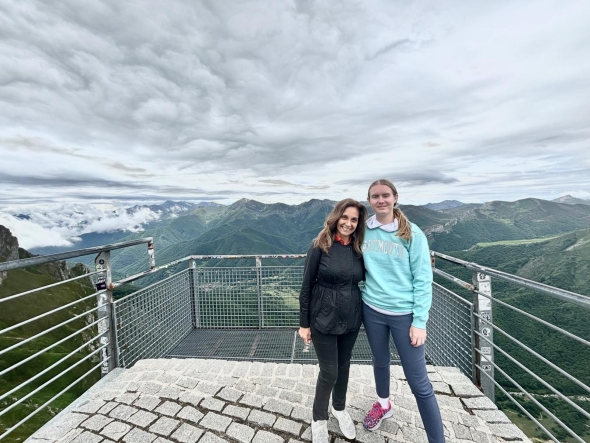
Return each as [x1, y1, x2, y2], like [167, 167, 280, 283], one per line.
[409, 326, 426, 347]
[299, 327, 311, 344]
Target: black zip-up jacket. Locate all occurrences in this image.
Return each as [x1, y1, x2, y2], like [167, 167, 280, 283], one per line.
[299, 241, 364, 334]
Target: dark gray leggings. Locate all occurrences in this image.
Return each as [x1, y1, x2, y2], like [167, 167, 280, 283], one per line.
[363, 303, 445, 443]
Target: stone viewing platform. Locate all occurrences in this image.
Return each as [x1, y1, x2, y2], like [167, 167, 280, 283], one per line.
[27, 359, 530, 443]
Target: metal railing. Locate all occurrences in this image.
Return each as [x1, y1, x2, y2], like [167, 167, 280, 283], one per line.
[0, 238, 153, 442]
[432, 251, 590, 443]
[2, 239, 589, 442]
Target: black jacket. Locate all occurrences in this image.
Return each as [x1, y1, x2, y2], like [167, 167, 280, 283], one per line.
[299, 241, 364, 334]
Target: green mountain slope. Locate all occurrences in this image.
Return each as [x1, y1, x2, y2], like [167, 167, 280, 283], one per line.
[436, 228, 590, 441]
[0, 226, 99, 442]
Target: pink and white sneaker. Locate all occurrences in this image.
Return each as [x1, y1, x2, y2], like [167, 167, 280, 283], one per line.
[363, 401, 393, 431]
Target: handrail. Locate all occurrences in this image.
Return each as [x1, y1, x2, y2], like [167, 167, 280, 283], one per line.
[0, 270, 104, 303]
[432, 250, 590, 308]
[0, 237, 153, 272]
[111, 253, 307, 288]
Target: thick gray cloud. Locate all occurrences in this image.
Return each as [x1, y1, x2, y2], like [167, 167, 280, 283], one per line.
[1, 0, 589, 208]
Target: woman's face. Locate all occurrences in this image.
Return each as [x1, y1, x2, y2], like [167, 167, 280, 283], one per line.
[368, 184, 398, 216]
[336, 206, 359, 241]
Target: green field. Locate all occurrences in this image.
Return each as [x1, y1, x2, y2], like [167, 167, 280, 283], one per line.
[475, 235, 561, 247]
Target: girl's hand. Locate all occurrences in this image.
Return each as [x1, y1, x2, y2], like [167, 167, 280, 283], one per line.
[299, 327, 311, 344]
[409, 326, 426, 347]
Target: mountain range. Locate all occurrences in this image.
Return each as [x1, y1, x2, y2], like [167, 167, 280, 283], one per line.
[10, 196, 585, 284]
[2, 196, 590, 441]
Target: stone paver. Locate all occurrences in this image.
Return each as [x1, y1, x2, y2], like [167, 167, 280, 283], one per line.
[253, 430, 284, 443]
[75, 400, 106, 414]
[171, 423, 204, 443]
[273, 417, 302, 436]
[290, 406, 312, 424]
[70, 431, 103, 443]
[27, 359, 532, 443]
[97, 401, 118, 415]
[224, 404, 251, 420]
[149, 417, 181, 437]
[247, 409, 277, 428]
[200, 431, 230, 443]
[402, 426, 428, 443]
[158, 386, 182, 400]
[178, 391, 203, 407]
[488, 423, 528, 440]
[177, 405, 205, 424]
[134, 395, 161, 411]
[115, 392, 140, 405]
[218, 387, 243, 402]
[196, 382, 223, 395]
[123, 427, 157, 442]
[473, 409, 512, 423]
[109, 404, 138, 421]
[100, 421, 132, 440]
[453, 423, 472, 440]
[462, 396, 498, 410]
[200, 412, 233, 432]
[176, 376, 199, 389]
[450, 382, 485, 397]
[227, 422, 256, 443]
[240, 393, 264, 408]
[201, 396, 226, 411]
[127, 410, 158, 427]
[81, 414, 113, 431]
[154, 401, 182, 417]
[264, 398, 293, 416]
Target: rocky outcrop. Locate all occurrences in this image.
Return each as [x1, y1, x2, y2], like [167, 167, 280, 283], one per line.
[0, 225, 19, 285]
[0, 225, 90, 285]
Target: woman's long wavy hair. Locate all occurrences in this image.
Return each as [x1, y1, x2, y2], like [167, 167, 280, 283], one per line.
[367, 179, 412, 241]
[313, 198, 367, 256]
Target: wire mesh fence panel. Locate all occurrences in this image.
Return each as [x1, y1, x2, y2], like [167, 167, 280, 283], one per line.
[260, 266, 303, 327]
[194, 267, 260, 328]
[168, 329, 296, 361]
[168, 329, 398, 364]
[426, 283, 473, 377]
[113, 269, 192, 367]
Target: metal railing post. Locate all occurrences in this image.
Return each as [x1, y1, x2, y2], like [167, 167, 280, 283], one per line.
[473, 271, 494, 402]
[189, 259, 197, 328]
[94, 251, 117, 375]
[256, 257, 263, 329]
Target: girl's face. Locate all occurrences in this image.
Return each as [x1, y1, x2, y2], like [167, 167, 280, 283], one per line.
[368, 184, 398, 216]
[336, 206, 359, 241]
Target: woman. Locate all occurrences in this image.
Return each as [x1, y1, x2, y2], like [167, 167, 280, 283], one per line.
[299, 198, 368, 443]
[361, 179, 444, 443]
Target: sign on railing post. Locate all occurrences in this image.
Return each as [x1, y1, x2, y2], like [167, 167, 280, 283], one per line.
[94, 251, 116, 375]
[256, 257, 263, 329]
[473, 271, 494, 402]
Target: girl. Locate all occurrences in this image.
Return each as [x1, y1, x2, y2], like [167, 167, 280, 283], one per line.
[361, 179, 444, 443]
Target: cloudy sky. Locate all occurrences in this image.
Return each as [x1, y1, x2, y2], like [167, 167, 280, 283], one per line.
[1, 0, 590, 213]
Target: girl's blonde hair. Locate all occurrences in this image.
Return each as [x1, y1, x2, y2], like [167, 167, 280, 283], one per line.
[367, 179, 412, 241]
[313, 198, 367, 255]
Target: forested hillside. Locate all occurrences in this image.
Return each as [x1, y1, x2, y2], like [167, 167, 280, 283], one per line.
[0, 226, 99, 441]
[435, 228, 590, 441]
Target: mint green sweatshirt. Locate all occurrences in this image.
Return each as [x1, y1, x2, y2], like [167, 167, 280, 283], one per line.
[361, 221, 433, 329]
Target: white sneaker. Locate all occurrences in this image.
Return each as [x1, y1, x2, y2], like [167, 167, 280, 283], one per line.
[311, 419, 329, 443]
[331, 407, 356, 440]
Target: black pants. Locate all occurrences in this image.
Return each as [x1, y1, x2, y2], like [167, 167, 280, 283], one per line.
[311, 326, 360, 421]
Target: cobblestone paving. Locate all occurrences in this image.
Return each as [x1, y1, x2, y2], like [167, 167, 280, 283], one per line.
[27, 359, 530, 443]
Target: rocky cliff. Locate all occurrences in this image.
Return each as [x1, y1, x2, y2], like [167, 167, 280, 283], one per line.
[0, 225, 20, 284]
[0, 225, 89, 285]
